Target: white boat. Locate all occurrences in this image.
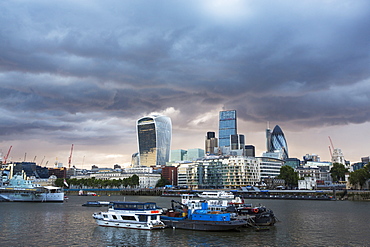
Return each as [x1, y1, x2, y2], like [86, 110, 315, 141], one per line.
[197, 191, 235, 199]
[92, 201, 166, 230]
[0, 174, 64, 202]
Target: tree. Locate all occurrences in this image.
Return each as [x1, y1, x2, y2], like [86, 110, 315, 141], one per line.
[156, 177, 171, 188]
[128, 175, 140, 187]
[330, 163, 348, 182]
[349, 163, 370, 189]
[278, 165, 299, 188]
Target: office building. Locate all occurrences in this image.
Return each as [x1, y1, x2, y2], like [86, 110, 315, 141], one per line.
[205, 131, 218, 155]
[269, 125, 289, 160]
[137, 115, 172, 167]
[245, 145, 255, 157]
[170, 149, 187, 162]
[219, 110, 237, 148]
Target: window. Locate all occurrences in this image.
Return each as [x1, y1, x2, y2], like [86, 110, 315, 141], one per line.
[121, 216, 136, 221]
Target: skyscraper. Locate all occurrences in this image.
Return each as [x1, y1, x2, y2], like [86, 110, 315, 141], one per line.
[269, 125, 289, 160]
[219, 110, 237, 148]
[205, 131, 218, 155]
[137, 115, 172, 167]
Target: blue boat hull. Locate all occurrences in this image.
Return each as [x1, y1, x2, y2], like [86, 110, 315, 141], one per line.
[161, 217, 246, 231]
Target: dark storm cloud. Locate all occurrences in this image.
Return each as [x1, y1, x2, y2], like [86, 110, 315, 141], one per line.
[1, 0, 370, 147]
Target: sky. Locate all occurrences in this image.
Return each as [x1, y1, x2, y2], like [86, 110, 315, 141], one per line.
[1, 0, 370, 168]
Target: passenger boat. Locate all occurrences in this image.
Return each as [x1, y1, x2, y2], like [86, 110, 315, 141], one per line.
[161, 200, 247, 231]
[0, 174, 64, 202]
[92, 201, 166, 230]
[82, 201, 110, 207]
[197, 191, 235, 199]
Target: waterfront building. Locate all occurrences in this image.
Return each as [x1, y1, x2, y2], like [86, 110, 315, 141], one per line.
[70, 170, 161, 188]
[176, 156, 260, 189]
[295, 165, 332, 184]
[269, 125, 289, 160]
[258, 156, 284, 179]
[298, 177, 317, 190]
[222, 156, 260, 189]
[161, 166, 178, 186]
[137, 115, 172, 167]
[205, 131, 218, 155]
[177, 162, 199, 189]
[218, 110, 237, 148]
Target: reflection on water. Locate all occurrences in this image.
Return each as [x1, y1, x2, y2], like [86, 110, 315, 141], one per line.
[0, 196, 369, 246]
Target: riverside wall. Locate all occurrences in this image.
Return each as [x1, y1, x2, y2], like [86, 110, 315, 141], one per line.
[65, 188, 370, 201]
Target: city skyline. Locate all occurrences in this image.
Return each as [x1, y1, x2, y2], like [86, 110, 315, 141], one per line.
[1, 1, 370, 167]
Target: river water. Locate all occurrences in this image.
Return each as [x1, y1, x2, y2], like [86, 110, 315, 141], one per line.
[0, 195, 369, 246]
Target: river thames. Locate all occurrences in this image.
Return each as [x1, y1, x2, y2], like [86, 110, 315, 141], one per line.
[0, 195, 369, 246]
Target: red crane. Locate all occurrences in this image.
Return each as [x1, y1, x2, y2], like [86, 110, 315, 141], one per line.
[68, 144, 74, 168]
[3, 146, 13, 164]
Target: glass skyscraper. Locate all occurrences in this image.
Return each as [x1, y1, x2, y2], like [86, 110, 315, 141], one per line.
[137, 115, 172, 167]
[219, 110, 237, 148]
[269, 125, 289, 160]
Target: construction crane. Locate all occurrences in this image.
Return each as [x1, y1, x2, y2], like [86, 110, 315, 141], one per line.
[3, 145, 13, 164]
[328, 136, 335, 149]
[68, 144, 74, 168]
[328, 136, 335, 158]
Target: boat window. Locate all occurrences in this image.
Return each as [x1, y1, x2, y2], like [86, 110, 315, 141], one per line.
[121, 216, 136, 221]
[138, 215, 147, 222]
[145, 204, 155, 209]
[103, 214, 108, 218]
[137, 205, 144, 209]
[112, 215, 117, 220]
[150, 215, 157, 220]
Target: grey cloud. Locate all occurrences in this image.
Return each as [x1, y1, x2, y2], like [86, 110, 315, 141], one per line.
[1, 0, 370, 160]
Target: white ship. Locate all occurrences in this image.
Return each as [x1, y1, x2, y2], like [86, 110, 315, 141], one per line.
[197, 191, 235, 199]
[0, 174, 64, 202]
[93, 201, 166, 230]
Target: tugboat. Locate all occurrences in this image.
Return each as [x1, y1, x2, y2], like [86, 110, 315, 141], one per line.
[161, 200, 247, 231]
[92, 201, 166, 230]
[178, 194, 277, 228]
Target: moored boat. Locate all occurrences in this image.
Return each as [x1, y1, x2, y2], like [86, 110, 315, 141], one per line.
[92, 201, 166, 230]
[179, 194, 277, 227]
[161, 200, 247, 231]
[0, 174, 64, 202]
[82, 201, 110, 207]
[197, 191, 235, 199]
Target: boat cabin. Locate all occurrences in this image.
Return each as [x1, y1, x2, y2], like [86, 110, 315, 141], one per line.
[109, 201, 160, 211]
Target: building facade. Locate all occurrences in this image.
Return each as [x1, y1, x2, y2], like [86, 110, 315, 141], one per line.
[137, 115, 172, 167]
[176, 156, 261, 189]
[258, 156, 284, 180]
